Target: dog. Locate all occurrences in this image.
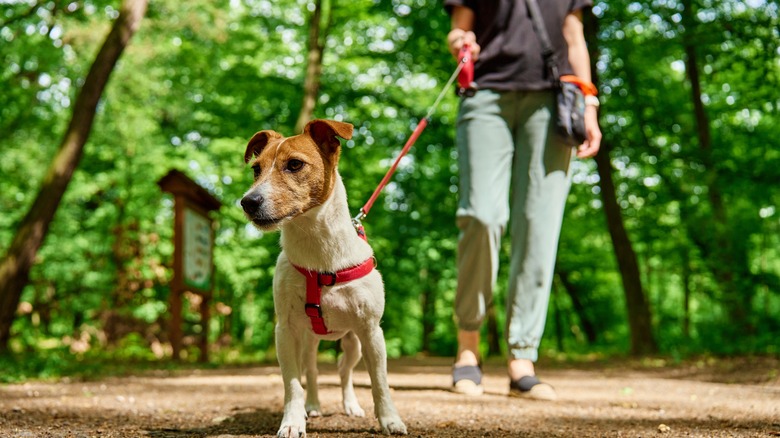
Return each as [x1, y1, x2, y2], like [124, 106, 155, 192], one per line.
[241, 119, 407, 437]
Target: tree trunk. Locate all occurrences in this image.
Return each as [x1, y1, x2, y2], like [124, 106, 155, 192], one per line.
[0, 0, 148, 353]
[294, 0, 333, 134]
[420, 271, 435, 353]
[485, 305, 501, 356]
[594, 147, 657, 355]
[551, 281, 565, 351]
[682, 248, 691, 338]
[556, 271, 597, 344]
[583, 10, 658, 355]
[681, 0, 752, 331]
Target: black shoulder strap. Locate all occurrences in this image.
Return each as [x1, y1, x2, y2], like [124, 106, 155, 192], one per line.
[525, 0, 560, 79]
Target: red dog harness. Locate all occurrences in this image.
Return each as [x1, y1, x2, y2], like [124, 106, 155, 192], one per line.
[292, 224, 373, 335]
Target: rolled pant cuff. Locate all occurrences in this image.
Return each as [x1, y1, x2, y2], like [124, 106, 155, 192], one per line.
[509, 347, 538, 363]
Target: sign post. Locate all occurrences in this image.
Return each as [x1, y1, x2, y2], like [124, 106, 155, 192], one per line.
[158, 169, 221, 362]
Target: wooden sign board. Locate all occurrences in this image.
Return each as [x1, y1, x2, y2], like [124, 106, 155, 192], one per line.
[158, 169, 221, 362]
[183, 206, 214, 292]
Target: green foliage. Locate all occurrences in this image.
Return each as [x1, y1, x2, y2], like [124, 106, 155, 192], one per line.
[1, 0, 778, 378]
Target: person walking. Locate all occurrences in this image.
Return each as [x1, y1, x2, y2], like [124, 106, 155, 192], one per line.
[444, 0, 602, 399]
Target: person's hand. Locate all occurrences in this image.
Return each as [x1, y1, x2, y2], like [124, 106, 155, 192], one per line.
[576, 106, 601, 158]
[447, 28, 480, 61]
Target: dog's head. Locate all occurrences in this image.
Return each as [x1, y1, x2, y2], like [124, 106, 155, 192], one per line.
[240, 119, 353, 230]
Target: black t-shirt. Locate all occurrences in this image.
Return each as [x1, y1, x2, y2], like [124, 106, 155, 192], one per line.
[444, 0, 592, 91]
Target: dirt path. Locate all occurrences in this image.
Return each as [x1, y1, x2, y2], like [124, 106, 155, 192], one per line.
[1, 357, 778, 437]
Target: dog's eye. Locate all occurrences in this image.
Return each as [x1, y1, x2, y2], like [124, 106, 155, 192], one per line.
[251, 165, 261, 179]
[286, 159, 304, 172]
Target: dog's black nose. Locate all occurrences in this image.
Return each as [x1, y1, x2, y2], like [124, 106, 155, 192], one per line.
[241, 194, 264, 216]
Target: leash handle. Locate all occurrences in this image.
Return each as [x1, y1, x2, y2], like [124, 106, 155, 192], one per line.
[456, 43, 477, 97]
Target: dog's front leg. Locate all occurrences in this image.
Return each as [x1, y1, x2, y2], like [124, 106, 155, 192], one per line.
[356, 325, 407, 435]
[276, 323, 307, 438]
[303, 332, 322, 417]
[339, 331, 365, 417]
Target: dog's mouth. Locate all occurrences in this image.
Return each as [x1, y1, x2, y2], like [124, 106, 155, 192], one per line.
[246, 209, 301, 230]
[250, 217, 281, 228]
[245, 214, 284, 230]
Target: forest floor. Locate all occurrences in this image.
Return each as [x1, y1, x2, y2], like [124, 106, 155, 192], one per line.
[1, 355, 778, 437]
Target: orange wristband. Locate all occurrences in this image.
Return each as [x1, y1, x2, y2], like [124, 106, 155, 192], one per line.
[560, 75, 597, 96]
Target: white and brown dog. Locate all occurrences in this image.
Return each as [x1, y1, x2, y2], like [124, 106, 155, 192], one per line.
[241, 119, 407, 437]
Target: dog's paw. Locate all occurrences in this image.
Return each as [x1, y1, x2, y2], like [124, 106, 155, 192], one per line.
[277, 424, 306, 438]
[343, 399, 365, 417]
[379, 416, 407, 435]
[305, 406, 322, 418]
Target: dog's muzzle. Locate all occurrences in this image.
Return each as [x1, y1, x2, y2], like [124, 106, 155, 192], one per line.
[241, 193, 264, 217]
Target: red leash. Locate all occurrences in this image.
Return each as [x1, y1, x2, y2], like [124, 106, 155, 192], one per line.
[353, 44, 475, 226]
[358, 118, 429, 220]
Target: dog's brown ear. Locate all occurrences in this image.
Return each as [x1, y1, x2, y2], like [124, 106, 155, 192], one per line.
[244, 130, 282, 163]
[304, 119, 353, 153]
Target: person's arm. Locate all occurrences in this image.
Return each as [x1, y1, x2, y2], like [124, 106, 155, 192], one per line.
[447, 5, 481, 60]
[563, 10, 601, 158]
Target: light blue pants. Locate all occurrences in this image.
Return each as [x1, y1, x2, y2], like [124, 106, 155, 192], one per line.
[454, 89, 573, 362]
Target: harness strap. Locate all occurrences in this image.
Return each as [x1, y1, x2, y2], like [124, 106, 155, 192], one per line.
[292, 256, 375, 335]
